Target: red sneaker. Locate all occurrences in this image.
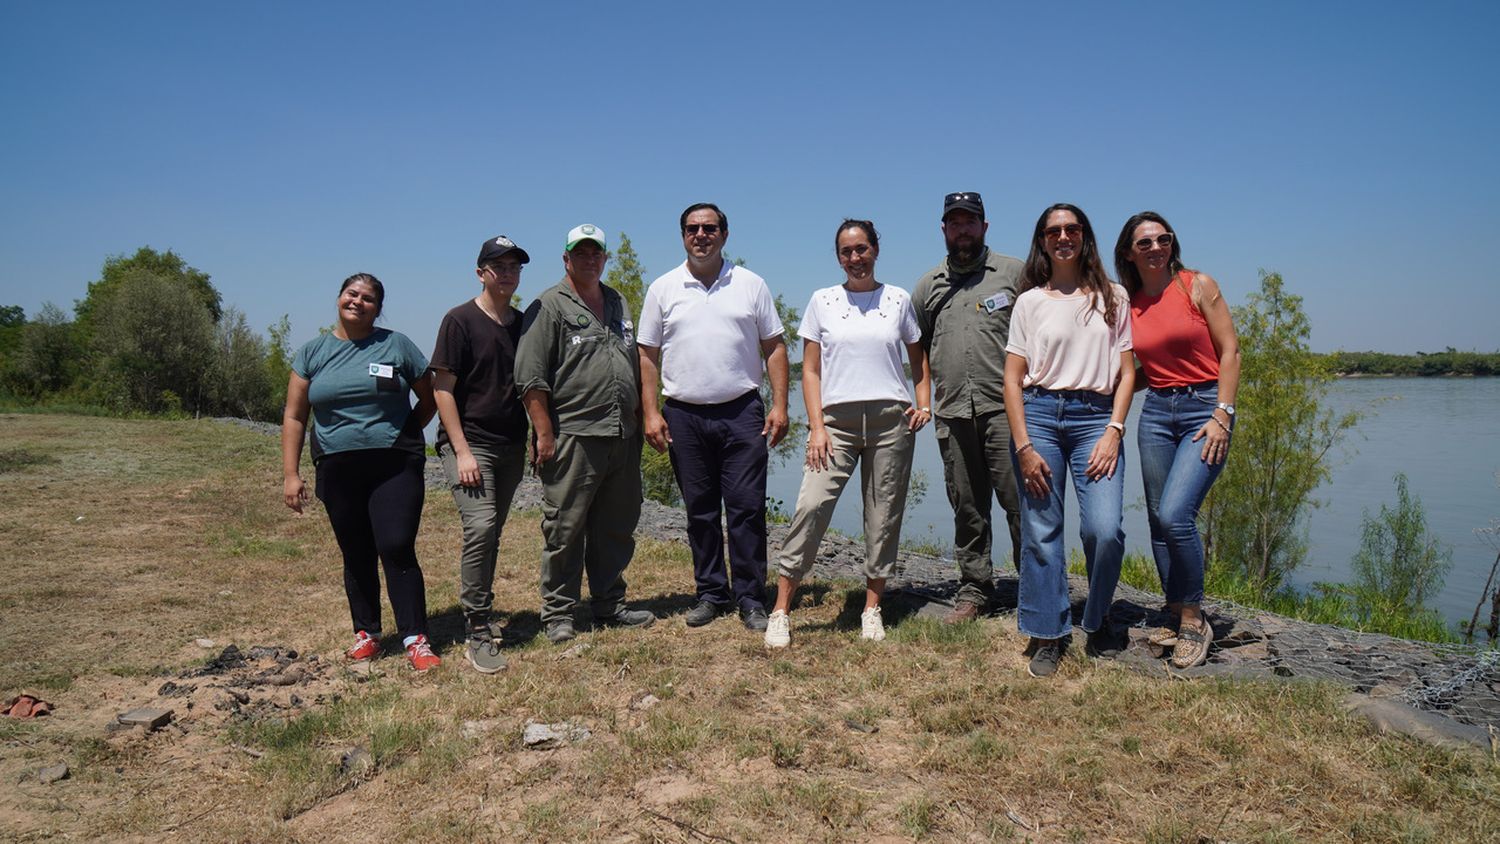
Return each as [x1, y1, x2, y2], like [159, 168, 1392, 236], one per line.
[405, 635, 441, 672]
[346, 630, 380, 661]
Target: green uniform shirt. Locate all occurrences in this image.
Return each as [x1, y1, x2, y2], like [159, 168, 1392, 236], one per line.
[515, 280, 641, 438]
[911, 248, 1024, 419]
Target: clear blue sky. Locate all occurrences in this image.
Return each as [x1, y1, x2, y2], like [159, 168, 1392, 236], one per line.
[3, 1, 1497, 357]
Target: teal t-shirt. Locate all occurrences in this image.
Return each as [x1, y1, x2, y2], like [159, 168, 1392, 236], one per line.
[292, 328, 430, 459]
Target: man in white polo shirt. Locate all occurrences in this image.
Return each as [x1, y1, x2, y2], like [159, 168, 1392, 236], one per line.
[638, 202, 790, 632]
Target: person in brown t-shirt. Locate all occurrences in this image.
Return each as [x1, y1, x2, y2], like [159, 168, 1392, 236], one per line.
[430, 235, 531, 673]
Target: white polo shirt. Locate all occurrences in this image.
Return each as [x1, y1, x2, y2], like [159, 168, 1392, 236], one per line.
[637, 260, 785, 404]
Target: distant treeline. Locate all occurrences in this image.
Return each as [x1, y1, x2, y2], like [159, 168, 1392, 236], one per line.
[1319, 349, 1500, 377]
[0, 247, 291, 421]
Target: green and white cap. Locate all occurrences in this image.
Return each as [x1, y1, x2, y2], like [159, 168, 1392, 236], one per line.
[565, 223, 607, 252]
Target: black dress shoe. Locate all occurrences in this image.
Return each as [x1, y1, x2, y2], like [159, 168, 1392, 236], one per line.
[740, 606, 769, 632]
[684, 600, 725, 627]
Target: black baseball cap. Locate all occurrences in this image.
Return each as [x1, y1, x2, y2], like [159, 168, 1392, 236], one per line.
[942, 191, 985, 221]
[477, 235, 530, 267]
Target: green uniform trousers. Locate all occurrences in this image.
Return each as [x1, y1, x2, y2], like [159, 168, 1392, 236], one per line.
[537, 433, 642, 624]
[935, 410, 1023, 607]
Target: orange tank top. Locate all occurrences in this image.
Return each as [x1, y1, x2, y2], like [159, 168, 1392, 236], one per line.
[1130, 270, 1219, 388]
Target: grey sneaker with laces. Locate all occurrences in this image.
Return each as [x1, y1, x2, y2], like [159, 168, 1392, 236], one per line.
[466, 628, 508, 674]
[1027, 636, 1065, 678]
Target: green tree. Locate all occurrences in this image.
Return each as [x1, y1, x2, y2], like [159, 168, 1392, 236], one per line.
[265, 315, 294, 415]
[90, 269, 216, 414]
[1349, 472, 1452, 624]
[76, 247, 222, 326]
[1200, 271, 1359, 592]
[606, 233, 646, 322]
[206, 307, 279, 421]
[5, 303, 79, 397]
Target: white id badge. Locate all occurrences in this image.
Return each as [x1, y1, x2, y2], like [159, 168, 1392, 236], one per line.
[982, 292, 1010, 314]
[369, 363, 395, 378]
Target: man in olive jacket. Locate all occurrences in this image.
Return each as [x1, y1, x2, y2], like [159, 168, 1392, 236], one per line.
[911, 192, 1025, 622]
[515, 223, 657, 644]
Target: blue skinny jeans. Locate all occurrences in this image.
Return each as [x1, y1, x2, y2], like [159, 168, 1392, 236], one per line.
[1137, 383, 1227, 607]
[1011, 388, 1125, 640]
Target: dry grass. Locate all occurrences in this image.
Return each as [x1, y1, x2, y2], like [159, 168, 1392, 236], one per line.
[2, 413, 1498, 842]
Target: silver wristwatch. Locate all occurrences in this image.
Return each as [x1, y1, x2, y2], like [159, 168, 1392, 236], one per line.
[1216, 402, 1235, 416]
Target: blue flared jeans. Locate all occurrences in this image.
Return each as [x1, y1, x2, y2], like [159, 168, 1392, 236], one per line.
[1012, 388, 1125, 640]
[1137, 383, 1227, 607]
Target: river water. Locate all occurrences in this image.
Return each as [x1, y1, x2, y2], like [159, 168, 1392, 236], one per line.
[767, 377, 1500, 626]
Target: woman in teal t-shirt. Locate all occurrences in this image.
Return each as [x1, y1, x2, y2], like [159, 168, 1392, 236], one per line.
[281, 273, 440, 672]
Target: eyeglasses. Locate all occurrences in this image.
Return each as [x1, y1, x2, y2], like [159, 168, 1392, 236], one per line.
[1133, 232, 1174, 252]
[683, 223, 721, 235]
[1043, 224, 1082, 239]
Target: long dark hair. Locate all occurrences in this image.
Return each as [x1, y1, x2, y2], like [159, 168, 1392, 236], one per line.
[1114, 211, 1185, 297]
[1021, 203, 1117, 326]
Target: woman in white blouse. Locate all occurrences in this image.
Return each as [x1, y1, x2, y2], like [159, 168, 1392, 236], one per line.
[1002, 203, 1134, 678]
[765, 220, 932, 649]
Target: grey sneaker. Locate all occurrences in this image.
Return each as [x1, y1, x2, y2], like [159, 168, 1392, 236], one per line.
[465, 629, 508, 674]
[684, 600, 726, 628]
[740, 606, 769, 632]
[1027, 637, 1065, 678]
[544, 618, 577, 644]
[600, 607, 656, 629]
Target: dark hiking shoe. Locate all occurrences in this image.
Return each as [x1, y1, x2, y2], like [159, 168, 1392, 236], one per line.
[684, 601, 727, 628]
[740, 606, 769, 632]
[544, 619, 577, 644]
[1086, 626, 1124, 658]
[1027, 637, 1065, 678]
[599, 607, 657, 629]
[944, 601, 984, 625]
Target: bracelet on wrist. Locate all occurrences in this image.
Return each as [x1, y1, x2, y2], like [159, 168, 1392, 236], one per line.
[1015, 442, 1035, 456]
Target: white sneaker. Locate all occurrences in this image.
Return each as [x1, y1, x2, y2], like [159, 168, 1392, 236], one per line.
[860, 606, 886, 641]
[764, 610, 791, 649]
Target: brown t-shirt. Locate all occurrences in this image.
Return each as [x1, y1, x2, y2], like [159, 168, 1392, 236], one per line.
[430, 299, 528, 448]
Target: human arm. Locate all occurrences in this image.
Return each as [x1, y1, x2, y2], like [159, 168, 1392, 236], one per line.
[801, 340, 831, 471]
[410, 369, 436, 428]
[761, 336, 790, 447]
[1191, 272, 1240, 464]
[637, 344, 670, 453]
[1086, 351, 1135, 481]
[1004, 352, 1049, 498]
[521, 389, 555, 467]
[903, 342, 932, 432]
[433, 369, 482, 487]
[281, 371, 312, 513]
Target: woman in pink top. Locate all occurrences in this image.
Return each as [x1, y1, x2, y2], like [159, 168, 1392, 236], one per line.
[1114, 211, 1240, 669]
[1003, 204, 1134, 678]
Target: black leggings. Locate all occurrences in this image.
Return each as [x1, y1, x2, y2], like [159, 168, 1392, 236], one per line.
[315, 449, 428, 638]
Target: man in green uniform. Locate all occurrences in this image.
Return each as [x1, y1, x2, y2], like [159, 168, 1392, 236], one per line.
[515, 223, 656, 643]
[912, 192, 1025, 622]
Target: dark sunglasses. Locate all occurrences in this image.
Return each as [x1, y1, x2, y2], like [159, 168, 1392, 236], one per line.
[683, 223, 721, 235]
[1043, 224, 1083, 239]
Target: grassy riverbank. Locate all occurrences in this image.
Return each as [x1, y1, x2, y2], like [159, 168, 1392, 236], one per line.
[2, 414, 1498, 841]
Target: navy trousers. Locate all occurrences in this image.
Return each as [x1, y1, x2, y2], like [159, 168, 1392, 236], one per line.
[663, 390, 769, 611]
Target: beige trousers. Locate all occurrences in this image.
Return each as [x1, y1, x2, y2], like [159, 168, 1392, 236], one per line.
[777, 400, 915, 581]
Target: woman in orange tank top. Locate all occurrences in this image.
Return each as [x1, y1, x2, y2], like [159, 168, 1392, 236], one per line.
[1114, 212, 1241, 669]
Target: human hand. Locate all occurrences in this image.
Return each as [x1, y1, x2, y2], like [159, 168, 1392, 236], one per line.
[283, 475, 308, 514]
[1086, 427, 1122, 481]
[805, 428, 832, 472]
[903, 406, 931, 433]
[763, 406, 789, 448]
[532, 432, 557, 468]
[1018, 447, 1052, 498]
[1192, 413, 1232, 465]
[455, 450, 483, 488]
[644, 412, 671, 454]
